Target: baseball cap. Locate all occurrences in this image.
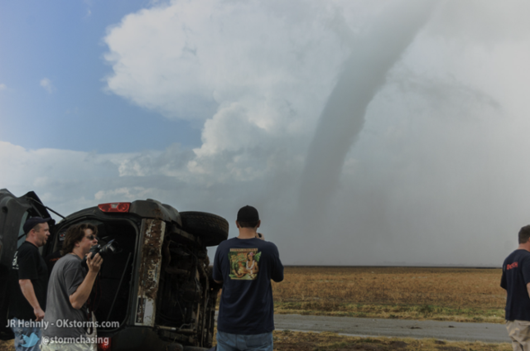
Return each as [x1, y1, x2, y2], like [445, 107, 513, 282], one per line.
[23, 217, 50, 234]
[237, 205, 259, 222]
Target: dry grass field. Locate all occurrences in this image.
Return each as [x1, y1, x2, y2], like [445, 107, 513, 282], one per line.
[0, 340, 12, 351]
[271, 266, 506, 323]
[271, 330, 511, 351]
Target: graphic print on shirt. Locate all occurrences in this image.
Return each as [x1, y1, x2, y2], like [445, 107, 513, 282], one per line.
[12, 251, 19, 270]
[228, 248, 261, 280]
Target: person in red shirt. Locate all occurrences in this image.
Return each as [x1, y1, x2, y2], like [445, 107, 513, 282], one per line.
[501, 225, 530, 351]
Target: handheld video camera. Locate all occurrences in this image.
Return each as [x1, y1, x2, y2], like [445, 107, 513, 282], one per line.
[82, 239, 118, 267]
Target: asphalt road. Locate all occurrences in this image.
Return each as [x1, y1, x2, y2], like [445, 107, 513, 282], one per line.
[274, 314, 511, 343]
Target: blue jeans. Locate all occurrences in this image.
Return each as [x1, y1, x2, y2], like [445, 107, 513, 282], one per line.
[216, 331, 273, 351]
[10, 318, 42, 351]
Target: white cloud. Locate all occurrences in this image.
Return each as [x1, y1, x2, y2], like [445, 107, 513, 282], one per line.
[40, 78, 55, 93]
[0, 83, 6, 91]
[4, 0, 530, 265]
[102, 0, 367, 192]
[95, 187, 153, 201]
[103, 0, 530, 265]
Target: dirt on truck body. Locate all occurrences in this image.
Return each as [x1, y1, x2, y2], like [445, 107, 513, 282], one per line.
[0, 189, 227, 351]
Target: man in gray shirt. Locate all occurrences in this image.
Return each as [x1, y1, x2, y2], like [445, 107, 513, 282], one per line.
[41, 223, 103, 351]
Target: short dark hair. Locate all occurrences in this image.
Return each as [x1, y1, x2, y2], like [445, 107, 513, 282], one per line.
[519, 225, 530, 244]
[237, 206, 259, 223]
[237, 220, 259, 228]
[61, 223, 98, 256]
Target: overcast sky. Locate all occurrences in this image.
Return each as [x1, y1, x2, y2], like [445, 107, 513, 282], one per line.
[2, 0, 530, 266]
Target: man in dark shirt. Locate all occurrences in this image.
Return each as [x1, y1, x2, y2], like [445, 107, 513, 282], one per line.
[501, 224, 530, 351]
[213, 206, 284, 351]
[9, 217, 51, 351]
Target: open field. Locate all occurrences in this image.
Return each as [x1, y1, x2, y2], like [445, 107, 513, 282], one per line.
[271, 266, 506, 323]
[0, 341, 12, 351]
[271, 330, 511, 351]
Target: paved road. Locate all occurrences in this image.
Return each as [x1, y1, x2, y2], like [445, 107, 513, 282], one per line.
[274, 314, 510, 343]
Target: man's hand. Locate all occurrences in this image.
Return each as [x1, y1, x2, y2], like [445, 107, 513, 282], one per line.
[70, 253, 104, 309]
[256, 233, 265, 240]
[19, 279, 44, 320]
[86, 253, 103, 274]
[34, 307, 45, 321]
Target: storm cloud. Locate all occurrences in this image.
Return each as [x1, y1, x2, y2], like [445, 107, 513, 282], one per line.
[3, 0, 530, 265]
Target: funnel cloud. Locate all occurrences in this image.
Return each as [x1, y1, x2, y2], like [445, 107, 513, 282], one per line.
[299, 0, 437, 238]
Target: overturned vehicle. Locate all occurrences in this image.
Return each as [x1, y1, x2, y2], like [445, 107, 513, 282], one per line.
[0, 189, 228, 351]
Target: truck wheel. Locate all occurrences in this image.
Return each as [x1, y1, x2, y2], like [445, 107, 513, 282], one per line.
[179, 212, 228, 246]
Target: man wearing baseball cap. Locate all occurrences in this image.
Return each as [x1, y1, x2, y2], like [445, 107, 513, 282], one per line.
[9, 217, 51, 351]
[213, 206, 284, 351]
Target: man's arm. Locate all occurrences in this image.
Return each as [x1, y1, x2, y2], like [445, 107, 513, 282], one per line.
[271, 262, 284, 282]
[270, 244, 284, 283]
[19, 279, 44, 321]
[527, 282, 530, 298]
[212, 245, 223, 284]
[17, 247, 44, 320]
[500, 267, 507, 290]
[69, 254, 102, 310]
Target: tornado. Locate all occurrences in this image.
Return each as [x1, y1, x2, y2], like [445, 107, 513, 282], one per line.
[298, 0, 438, 234]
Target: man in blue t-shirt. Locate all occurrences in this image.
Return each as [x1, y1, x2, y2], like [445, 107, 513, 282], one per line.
[213, 205, 284, 351]
[501, 225, 530, 351]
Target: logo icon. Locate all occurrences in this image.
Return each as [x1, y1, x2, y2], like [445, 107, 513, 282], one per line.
[21, 332, 40, 348]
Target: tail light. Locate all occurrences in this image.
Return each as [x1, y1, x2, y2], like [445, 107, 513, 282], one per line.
[97, 337, 111, 351]
[98, 203, 130, 213]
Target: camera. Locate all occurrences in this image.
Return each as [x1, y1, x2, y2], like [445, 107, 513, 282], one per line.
[82, 239, 118, 267]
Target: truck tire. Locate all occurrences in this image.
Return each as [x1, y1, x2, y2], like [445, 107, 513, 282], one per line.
[179, 212, 228, 247]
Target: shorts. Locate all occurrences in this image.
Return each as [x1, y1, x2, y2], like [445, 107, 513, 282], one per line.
[506, 320, 530, 351]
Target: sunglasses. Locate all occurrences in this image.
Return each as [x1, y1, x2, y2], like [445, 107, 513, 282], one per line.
[86, 235, 98, 241]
